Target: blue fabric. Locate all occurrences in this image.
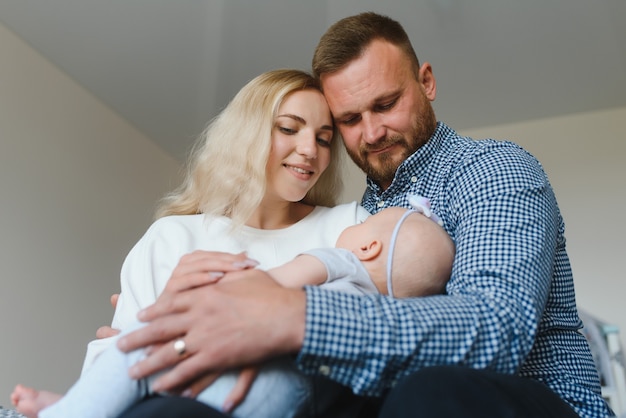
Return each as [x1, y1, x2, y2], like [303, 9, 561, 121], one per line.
[297, 122, 610, 417]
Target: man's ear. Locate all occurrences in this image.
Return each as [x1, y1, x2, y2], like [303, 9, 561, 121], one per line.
[355, 239, 382, 261]
[419, 62, 437, 101]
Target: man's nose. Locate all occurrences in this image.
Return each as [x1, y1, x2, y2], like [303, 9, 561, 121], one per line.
[362, 113, 385, 145]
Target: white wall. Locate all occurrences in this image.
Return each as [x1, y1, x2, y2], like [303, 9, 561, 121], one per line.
[342, 107, 626, 349]
[0, 23, 181, 407]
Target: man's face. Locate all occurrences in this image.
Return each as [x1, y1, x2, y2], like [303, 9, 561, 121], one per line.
[321, 39, 437, 190]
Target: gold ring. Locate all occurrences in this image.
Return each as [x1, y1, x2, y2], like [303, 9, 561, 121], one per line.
[173, 338, 186, 356]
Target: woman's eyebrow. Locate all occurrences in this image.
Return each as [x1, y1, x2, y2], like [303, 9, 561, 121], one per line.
[277, 114, 305, 123]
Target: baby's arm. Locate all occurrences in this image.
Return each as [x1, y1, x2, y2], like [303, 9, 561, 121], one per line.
[266, 254, 328, 289]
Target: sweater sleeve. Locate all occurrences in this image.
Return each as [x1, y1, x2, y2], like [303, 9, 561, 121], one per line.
[81, 218, 187, 373]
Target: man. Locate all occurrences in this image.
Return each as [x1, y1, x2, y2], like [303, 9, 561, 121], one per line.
[116, 12, 610, 417]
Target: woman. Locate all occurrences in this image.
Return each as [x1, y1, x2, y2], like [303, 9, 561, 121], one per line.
[12, 69, 369, 417]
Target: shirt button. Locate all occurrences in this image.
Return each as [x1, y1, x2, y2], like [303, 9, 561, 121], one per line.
[319, 365, 331, 376]
[377, 201, 385, 208]
[411, 176, 418, 183]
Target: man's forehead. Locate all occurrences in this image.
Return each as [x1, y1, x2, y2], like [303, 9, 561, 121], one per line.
[320, 42, 410, 115]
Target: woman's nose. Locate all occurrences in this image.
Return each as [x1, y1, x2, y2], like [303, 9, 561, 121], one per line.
[297, 134, 318, 159]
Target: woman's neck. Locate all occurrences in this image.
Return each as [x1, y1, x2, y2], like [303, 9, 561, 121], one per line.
[245, 201, 315, 230]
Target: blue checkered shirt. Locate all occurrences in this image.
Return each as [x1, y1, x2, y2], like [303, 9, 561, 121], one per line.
[297, 122, 610, 417]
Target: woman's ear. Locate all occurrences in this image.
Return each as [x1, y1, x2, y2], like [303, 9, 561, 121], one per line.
[355, 239, 382, 261]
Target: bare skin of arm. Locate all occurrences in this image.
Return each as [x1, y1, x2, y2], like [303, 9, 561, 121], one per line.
[265, 254, 328, 288]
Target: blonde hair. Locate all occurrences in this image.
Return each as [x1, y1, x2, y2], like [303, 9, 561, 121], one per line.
[155, 69, 343, 226]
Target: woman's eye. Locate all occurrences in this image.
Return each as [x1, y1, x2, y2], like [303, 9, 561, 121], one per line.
[316, 137, 331, 147]
[278, 126, 296, 135]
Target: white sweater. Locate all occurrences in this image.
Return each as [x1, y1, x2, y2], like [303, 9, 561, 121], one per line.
[81, 202, 369, 373]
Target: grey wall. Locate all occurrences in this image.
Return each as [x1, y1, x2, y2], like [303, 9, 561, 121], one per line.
[0, 22, 181, 407]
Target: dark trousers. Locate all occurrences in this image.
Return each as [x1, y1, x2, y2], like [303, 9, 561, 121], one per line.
[117, 366, 580, 417]
[118, 396, 225, 417]
[378, 366, 580, 418]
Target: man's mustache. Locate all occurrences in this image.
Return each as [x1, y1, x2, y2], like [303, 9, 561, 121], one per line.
[362, 136, 405, 154]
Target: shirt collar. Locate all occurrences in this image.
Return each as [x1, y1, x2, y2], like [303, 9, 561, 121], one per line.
[365, 121, 450, 196]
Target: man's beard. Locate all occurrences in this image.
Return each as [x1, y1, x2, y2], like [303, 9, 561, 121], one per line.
[346, 100, 437, 188]
[346, 135, 409, 187]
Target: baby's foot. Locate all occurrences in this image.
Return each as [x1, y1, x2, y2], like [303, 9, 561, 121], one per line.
[11, 384, 62, 418]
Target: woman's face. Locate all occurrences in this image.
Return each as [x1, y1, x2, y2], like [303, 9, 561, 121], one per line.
[265, 89, 334, 203]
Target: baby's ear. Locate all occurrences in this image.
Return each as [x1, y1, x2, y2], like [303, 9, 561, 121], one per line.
[355, 239, 382, 261]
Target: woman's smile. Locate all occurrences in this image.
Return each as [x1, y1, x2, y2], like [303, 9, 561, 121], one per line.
[284, 163, 315, 179]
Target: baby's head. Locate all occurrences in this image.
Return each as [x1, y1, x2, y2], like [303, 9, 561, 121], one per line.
[336, 207, 455, 298]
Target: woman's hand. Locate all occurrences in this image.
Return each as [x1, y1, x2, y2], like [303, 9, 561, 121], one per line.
[96, 294, 120, 339]
[223, 366, 259, 412]
[180, 366, 259, 413]
[159, 250, 258, 297]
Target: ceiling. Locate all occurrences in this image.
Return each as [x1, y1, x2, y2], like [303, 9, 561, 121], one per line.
[1, 0, 625, 161]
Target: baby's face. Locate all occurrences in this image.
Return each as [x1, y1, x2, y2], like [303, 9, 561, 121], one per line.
[336, 207, 407, 250]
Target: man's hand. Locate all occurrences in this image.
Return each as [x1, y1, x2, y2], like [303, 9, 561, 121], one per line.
[117, 268, 306, 394]
[96, 251, 254, 340]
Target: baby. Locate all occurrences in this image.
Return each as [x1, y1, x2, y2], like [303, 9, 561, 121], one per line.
[12, 197, 454, 418]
